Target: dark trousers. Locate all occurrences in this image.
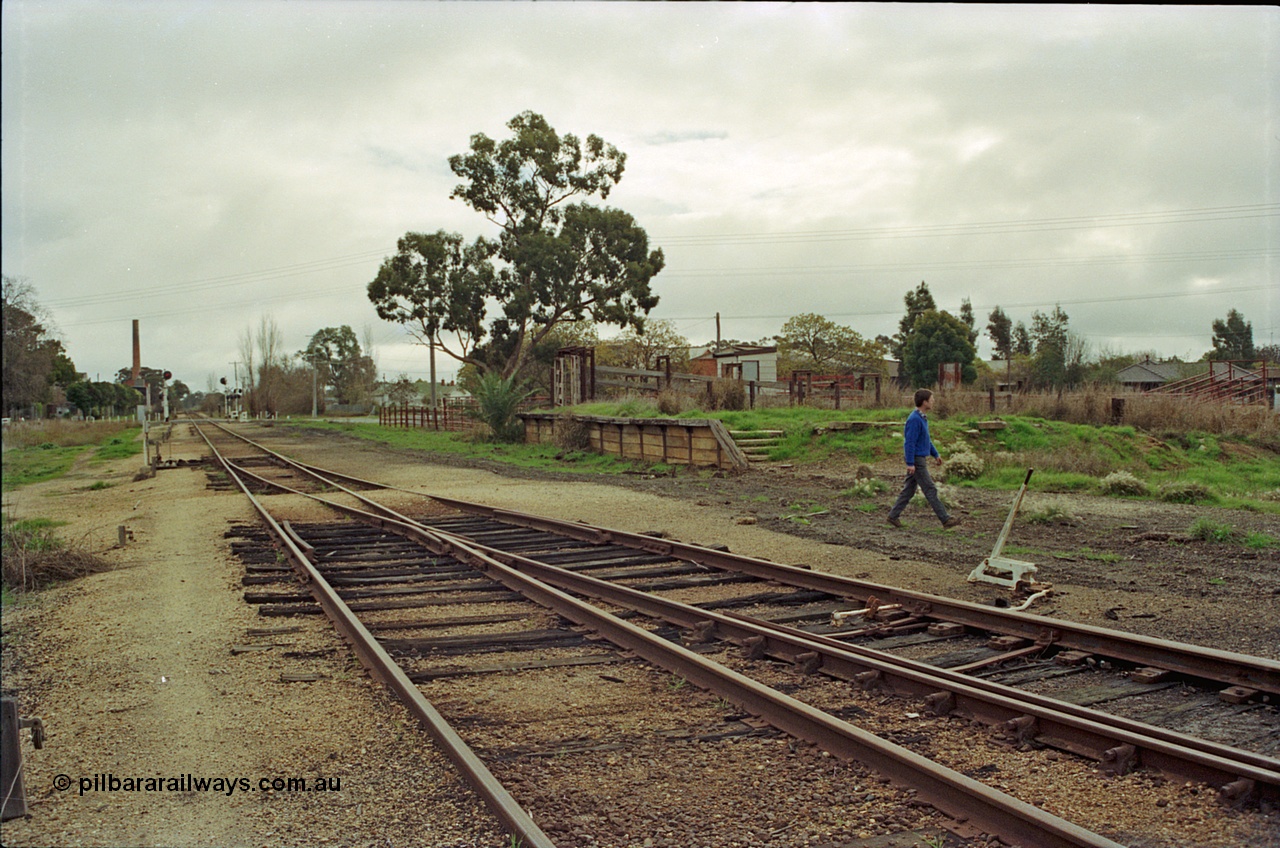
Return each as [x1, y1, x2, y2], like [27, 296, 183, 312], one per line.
[889, 456, 949, 523]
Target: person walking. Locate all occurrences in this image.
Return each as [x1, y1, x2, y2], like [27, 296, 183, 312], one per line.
[887, 388, 961, 529]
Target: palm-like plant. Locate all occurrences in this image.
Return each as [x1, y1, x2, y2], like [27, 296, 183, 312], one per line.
[469, 372, 534, 442]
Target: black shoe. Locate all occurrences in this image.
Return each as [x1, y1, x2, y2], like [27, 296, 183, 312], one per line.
[942, 517, 961, 529]
[887, 515, 902, 528]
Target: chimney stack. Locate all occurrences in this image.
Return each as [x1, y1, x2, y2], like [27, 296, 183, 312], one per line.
[132, 320, 142, 386]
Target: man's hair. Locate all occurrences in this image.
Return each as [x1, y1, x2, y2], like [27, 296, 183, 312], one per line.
[913, 388, 933, 408]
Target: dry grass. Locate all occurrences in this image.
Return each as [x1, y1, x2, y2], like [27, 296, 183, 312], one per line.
[930, 387, 1279, 442]
[2, 518, 113, 594]
[2, 418, 138, 449]
[552, 415, 592, 450]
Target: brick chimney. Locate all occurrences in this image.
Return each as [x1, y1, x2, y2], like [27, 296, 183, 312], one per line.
[132, 320, 142, 387]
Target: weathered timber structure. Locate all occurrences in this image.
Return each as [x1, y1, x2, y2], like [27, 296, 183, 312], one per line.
[519, 413, 750, 471]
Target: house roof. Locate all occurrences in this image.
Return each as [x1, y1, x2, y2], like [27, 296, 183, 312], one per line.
[1116, 358, 1184, 383]
[690, 344, 778, 360]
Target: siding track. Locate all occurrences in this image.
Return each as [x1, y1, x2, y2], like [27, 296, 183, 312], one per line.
[192, 418, 1280, 847]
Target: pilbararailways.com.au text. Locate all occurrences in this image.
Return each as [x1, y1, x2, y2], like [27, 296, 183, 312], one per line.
[56, 773, 342, 797]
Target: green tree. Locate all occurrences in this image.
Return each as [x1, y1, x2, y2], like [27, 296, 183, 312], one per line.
[1012, 322, 1033, 356]
[1209, 309, 1256, 360]
[50, 352, 80, 389]
[372, 112, 665, 382]
[369, 231, 496, 374]
[115, 366, 167, 404]
[986, 306, 1013, 360]
[301, 325, 376, 407]
[2, 276, 67, 417]
[892, 281, 937, 361]
[901, 311, 977, 387]
[167, 380, 190, 411]
[775, 313, 884, 376]
[958, 297, 979, 347]
[1027, 305, 1086, 388]
[598, 319, 688, 372]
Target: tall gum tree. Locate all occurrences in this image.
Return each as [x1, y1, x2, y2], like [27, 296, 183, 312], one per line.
[370, 112, 664, 381]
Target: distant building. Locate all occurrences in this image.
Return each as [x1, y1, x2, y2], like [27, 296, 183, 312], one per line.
[688, 344, 778, 382]
[1115, 358, 1186, 391]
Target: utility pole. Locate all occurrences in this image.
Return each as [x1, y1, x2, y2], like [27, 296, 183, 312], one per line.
[429, 339, 438, 410]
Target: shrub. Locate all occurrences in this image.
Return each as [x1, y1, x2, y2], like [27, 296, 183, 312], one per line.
[709, 378, 746, 411]
[468, 373, 534, 442]
[656, 389, 685, 416]
[1159, 481, 1216, 504]
[945, 449, 984, 481]
[2, 518, 112, 593]
[841, 478, 887, 499]
[1099, 470, 1149, 497]
[1022, 504, 1078, 525]
[1187, 517, 1238, 543]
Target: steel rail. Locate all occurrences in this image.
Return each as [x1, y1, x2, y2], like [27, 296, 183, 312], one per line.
[192, 421, 1280, 785]
[195, 422, 1126, 846]
[425, 495, 1280, 697]
[190, 422, 556, 848]
[422, 531, 1127, 847]
[454, 533, 1280, 799]
[223, 425, 1279, 698]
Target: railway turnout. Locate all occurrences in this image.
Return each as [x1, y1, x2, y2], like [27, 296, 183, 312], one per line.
[192, 419, 1280, 847]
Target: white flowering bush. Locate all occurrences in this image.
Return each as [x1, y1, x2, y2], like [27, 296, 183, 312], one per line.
[1098, 470, 1149, 497]
[945, 449, 985, 481]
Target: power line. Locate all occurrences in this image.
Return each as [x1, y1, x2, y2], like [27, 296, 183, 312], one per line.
[657, 284, 1275, 323]
[37, 203, 1277, 307]
[661, 248, 1276, 279]
[655, 204, 1280, 246]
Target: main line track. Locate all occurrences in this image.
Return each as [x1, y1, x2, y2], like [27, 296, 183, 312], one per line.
[193, 419, 1280, 847]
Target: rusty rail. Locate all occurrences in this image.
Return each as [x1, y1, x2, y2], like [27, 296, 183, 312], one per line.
[191, 421, 555, 848]
[425, 496, 1280, 697]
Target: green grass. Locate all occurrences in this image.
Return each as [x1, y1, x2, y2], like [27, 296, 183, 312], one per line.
[2, 425, 142, 491]
[93, 434, 143, 461]
[1, 444, 86, 489]
[288, 404, 1280, 514]
[283, 420, 682, 476]
[1244, 531, 1278, 550]
[1187, 517, 1238, 543]
[1076, 547, 1122, 563]
[2, 517, 68, 553]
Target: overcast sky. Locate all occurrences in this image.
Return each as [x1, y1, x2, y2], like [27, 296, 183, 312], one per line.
[3, 2, 1276, 390]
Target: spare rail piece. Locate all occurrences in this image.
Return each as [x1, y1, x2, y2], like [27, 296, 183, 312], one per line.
[193, 424, 555, 848]
[425, 496, 1280, 697]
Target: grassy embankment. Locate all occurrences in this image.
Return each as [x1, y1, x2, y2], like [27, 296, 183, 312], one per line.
[292, 400, 1280, 514]
[1, 420, 139, 602]
[2, 420, 143, 491]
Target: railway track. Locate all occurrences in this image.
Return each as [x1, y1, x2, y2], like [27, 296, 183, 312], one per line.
[191, 418, 1280, 847]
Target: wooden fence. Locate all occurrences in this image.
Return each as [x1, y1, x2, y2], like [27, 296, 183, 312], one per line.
[378, 399, 480, 432]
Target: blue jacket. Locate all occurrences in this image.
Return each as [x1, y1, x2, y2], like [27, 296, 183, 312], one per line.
[903, 408, 939, 465]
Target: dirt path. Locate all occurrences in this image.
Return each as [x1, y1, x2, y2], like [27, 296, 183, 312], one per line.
[1, 429, 500, 847]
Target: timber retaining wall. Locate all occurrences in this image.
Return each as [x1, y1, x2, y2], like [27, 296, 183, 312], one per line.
[519, 413, 750, 471]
